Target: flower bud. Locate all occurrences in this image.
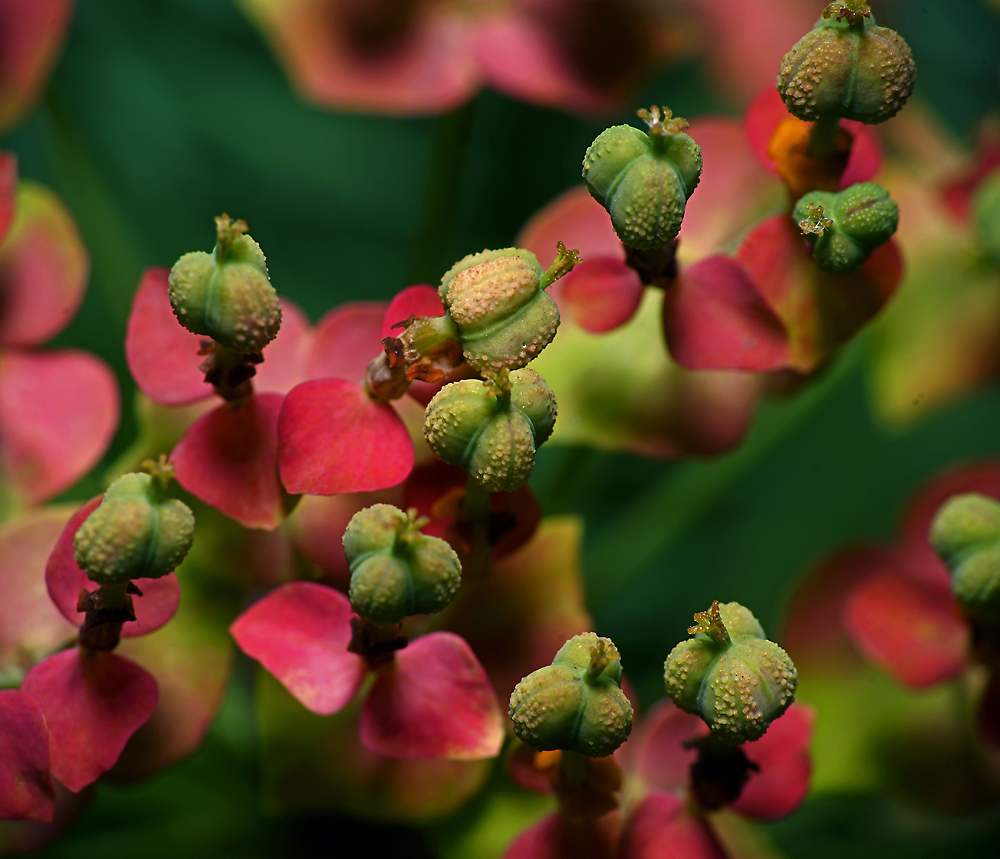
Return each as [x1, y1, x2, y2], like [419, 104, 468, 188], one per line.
[777, 9, 915, 125]
[343, 504, 462, 624]
[423, 368, 557, 493]
[582, 106, 702, 251]
[73, 473, 196, 584]
[664, 601, 797, 745]
[439, 246, 576, 372]
[168, 214, 282, 353]
[930, 493, 1000, 616]
[794, 182, 898, 275]
[509, 632, 633, 757]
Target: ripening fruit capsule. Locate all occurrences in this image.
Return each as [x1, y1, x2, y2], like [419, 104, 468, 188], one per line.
[930, 493, 1000, 617]
[343, 504, 462, 624]
[664, 601, 797, 745]
[582, 106, 702, 251]
[777, 10, 916, 125]
[168, 214, 282, 353]
[73, 473, 196, 584]
[438, 247, 572, 372]
[423, 368, 557, 493]
[794, 182, 898, 275]
[509, 632, 634, 757]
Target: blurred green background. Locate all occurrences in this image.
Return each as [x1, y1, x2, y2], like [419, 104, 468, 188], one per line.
[5, 0, 1000, 856]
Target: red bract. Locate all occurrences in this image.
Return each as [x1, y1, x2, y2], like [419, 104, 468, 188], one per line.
[0, 690, 53, 822]
[20, 649, 158, 793]
[230, 581, 504, 759]
[45, 497, 181, 638]
[0, 174, 118, 506]
[0, 0, 75, 134]
[239, 0, 670, 116]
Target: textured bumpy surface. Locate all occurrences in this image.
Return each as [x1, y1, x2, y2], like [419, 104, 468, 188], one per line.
[423, 368, 557, 493]
[777, 15, 915, 124]
[73, 473, 195, 584]
[168, 233, 282, 353]
[343, 503, 462, 624]
[439, 248, 559, 372]
[509, 632, 633, 757]
[582, 124, 702, 250]
[931, 493, 1000, 615]
[794, 182, 898, 275]
[664, 602, 797, 744]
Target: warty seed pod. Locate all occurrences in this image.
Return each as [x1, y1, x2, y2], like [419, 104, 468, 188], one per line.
[582, 107, 702, 251]
[794, 182, 898, 275]
[664, 601, 797, 745]
[168, 215, 282, 353]
[777, 11, 915, 125]
[931, 493, 1000, 617]
[438, 247, 561, 372]
[509, 632, 634, 757]
[343, 504, 462, 624]
[423, 368, 557, 493]
[73, 472, 195, 585]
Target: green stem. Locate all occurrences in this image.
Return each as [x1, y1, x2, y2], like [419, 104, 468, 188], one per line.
[809, 115, 842, 159]
[461, 475, 492, 578]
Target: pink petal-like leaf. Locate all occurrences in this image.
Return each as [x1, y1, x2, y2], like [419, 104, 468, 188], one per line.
[21, 649, 158, 793]
[124, 268, 213, 406]
[732, 703, 814, 819]
[230, 581, 366, 716]
[113, 602, 234, 781]
[843, 571, 968, 688]
[252, 299, 312, 395]
[736, 215, 901, 372]
[622, 699, 706, 795]
[0, 349, 119, 505]
[0, 0, 75, 134]
[278, 378, 414, 495]
[172, 392, 289, 529]
[0, 507, 77, 668]
[0, 181, 88, 348]
[361, 631, 503, 760]
[240, 0, 477, 115]
[45, 496, 180, 638]
[304, 301, 386, 383]
[665, 254, 792, 371]
[519, 186, 624, 264]
[0, 690, 53, 822]
[0, 151, 15, 240]
[502, 811, 621, 859]
[381, 285, 444, 340]
[619, 791, 727, 859]
[744, 88, 882, 189]
[560, 258, 643, 333]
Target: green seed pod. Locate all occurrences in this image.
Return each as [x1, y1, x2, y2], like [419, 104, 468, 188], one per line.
[438, 245, 578, 372]
[168, 214, 282, 353]
[582, 106, 702, 251]
[74, 473, 196, 584]
[423, 368, 557, 493]
[777, 9, 915, 125]
[343, 504, 461, 624]
[664, 601, 797, 745]
[930, 493, 1000, 616]
[509, 632, 634, 757]
[794, 182, 899, 275]
[972, 168, 1000, 268]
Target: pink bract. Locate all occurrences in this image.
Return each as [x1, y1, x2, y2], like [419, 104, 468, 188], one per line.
[0, 350, 118, 507]
[503, 809, 621, 859]
[45, 496, 181, 638]
[20, 649, 159, 793]
[0, 152, 14, 239]
[230, 582, 366, 716]
[172, 392, 290, 530]
[361, 631, 504, 760]
[618, 791, 727, 859]
[0, 0, 75, 134]
[278, 377, 415, 495]
[305, 301, 386, 383]
[0, 690, 53, 822]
